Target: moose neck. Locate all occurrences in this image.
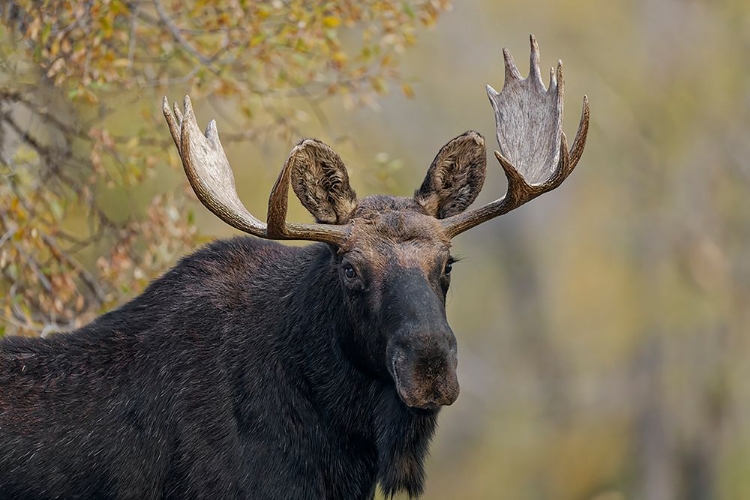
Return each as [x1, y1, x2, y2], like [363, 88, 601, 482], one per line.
[281, 243, 439, 498]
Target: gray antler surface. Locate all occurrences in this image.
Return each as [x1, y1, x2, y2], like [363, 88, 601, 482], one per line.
[442, 34, 590, 238]
[163, 96, 267, 237]
[490, 36, 562, 185]
[163, 96, 349, 244]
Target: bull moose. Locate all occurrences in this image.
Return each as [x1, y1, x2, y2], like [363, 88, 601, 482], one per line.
[0, 36, 589, 499]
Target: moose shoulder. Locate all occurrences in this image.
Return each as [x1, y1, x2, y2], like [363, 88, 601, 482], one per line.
[0, 36, 589, 499]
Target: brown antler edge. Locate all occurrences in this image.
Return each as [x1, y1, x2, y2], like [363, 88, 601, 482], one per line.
[441, 34, 590, 239]
[163, 96, 349, 245]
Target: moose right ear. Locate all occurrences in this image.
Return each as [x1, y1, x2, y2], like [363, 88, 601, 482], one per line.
[286, 139, 358, 224]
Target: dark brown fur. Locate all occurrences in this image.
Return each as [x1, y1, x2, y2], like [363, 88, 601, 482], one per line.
[0, 131, 488, 499]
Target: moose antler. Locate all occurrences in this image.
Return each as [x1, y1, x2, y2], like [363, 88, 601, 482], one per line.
[162, 96, 350, 244]
[441, 35, 590, 238]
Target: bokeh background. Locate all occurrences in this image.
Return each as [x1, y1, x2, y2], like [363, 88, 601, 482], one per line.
[2, 1, 749, 499]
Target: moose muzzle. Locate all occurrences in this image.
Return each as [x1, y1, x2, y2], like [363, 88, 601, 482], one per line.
[389, 336, 459, 409]
[383, 269, 460, 409]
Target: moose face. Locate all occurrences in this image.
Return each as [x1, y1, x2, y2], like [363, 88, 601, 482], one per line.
[336, 198, 459, 409]
[284, 133, 487, 409]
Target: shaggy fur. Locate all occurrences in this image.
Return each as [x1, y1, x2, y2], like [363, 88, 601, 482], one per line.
[0, 132, 486, 499]
[0, 238, 438, 499]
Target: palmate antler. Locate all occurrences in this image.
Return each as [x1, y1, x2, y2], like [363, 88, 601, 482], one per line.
[162, 97, 350, 245]
[163, 35, 589, 243]
[441, 35, 590, 238]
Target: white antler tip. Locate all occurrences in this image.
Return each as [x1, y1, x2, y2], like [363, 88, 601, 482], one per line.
[182, 95, 193, 115]
[529, 34, 539, 54]
[206, 120, 219, 145]
[502, 47, 522, 81]
[529, 35, 542, 83]
[173, 102, 183, 123]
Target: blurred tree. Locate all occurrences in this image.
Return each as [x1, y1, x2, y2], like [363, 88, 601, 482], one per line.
[0, 0, 449, 336]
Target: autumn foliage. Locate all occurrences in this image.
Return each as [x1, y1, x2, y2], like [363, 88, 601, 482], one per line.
[0, 0, 449, 335]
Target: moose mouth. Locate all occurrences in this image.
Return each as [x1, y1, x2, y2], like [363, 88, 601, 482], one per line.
[391, 352, 460, 410]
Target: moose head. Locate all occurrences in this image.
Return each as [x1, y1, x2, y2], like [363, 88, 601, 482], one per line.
[163, 35, 589, 411]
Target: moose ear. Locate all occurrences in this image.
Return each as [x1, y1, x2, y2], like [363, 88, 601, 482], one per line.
[287, 139, 358, 224]
[414, 131, 487, 219]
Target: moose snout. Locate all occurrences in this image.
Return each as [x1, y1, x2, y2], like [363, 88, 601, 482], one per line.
[388, 332, 460, 410]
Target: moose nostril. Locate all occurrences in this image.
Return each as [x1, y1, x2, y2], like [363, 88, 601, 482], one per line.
[390, 339, 461, 409]
[391, 330, 457, 372]
[412, 329, 453, 349]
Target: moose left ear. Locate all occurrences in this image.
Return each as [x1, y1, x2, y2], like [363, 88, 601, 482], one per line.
[414, 131, 487, 219]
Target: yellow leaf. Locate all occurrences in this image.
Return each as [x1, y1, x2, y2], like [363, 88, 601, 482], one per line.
[333, 51, 347, 64]
[323, 16, 341, 28]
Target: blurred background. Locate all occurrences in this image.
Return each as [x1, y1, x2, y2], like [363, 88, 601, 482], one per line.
[1, 1, 749, 498]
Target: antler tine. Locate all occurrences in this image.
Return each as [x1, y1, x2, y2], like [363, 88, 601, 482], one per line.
[163, 98, 181, 154]
[548, 66, 556, 92]
[569, 95, 590, 169]
[529, 34, 543, 86]
[266, 155, 293, 239]
[163, 96, 349, 245]
[163, 96, 268, 237]
[503, 47, 523, 82]
[441, 35, 590, 239]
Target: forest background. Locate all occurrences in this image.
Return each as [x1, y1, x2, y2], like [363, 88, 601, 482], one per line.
[1, 1, 749, 498]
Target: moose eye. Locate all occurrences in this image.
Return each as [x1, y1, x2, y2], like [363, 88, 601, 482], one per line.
[444, 259, 454, 275]
[343, 264, 356, 279]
